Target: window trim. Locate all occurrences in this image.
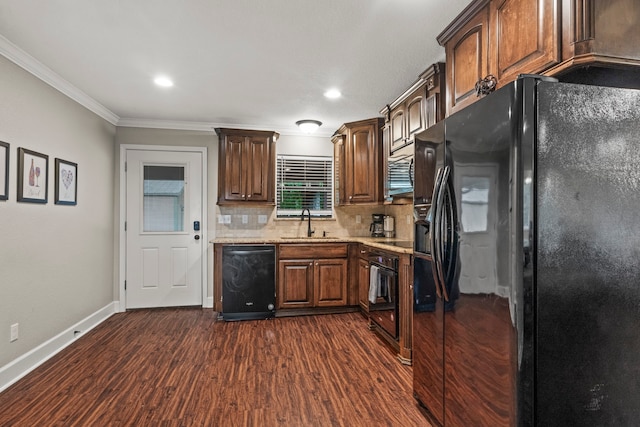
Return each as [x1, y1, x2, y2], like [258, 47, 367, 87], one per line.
[276, 154, 334, 218]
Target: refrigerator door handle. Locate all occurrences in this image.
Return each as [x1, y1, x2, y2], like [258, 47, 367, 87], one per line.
[409, 157, 414, 187]
[435, 166, 450, 301]
[431, 167, 445, 299]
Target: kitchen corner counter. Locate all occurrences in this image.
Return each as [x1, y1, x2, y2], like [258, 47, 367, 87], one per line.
[211, 237, 413, 254]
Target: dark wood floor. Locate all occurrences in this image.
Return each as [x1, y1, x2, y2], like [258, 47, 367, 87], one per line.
[0, 309, 432, 426]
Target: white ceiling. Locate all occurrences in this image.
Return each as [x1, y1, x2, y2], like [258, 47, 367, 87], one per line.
[0, 0, 471, 136]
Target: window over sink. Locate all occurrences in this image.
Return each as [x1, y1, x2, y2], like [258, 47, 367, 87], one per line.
[276, 155, 333, 218]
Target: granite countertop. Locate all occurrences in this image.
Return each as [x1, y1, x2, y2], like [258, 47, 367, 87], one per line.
[211, 236, 413, 254]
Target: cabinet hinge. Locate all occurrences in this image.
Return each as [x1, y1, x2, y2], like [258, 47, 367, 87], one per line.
[124, 280, 127, 290]
[124, 161, 127, 172]
[124, 221, 127, 231]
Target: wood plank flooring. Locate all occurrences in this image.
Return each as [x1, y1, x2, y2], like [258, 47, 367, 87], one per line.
[0, 309, 432, 426]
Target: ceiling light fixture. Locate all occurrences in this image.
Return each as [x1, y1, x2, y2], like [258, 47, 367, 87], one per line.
[296, 119, 322, 134]
[324, 89, 341, 99]
[154, 76, 174, 87]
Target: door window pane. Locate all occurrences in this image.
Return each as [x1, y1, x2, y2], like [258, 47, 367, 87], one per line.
[143, 166, 185, 232]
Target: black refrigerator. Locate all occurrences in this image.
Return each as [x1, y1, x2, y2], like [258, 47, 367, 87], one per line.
[412, 75, 640, 426]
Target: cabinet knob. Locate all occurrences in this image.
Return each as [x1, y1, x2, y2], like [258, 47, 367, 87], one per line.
[242, 194, 245, 198]
[247, 194, 251, 198]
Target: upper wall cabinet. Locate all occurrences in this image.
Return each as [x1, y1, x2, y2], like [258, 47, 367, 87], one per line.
[551, 0, 640, 81]
[380, 64, 445, 202]
[332, 118, 384, 205]
[438, 0, 559, 115]
[490, 0, 560, 88]
[215, 128, 279, 205]
[438, 0, 640, 115]
[381, 63, 446, 154]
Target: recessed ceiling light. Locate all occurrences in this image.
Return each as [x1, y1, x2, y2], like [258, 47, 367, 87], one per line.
[324, 89, 341, 99]
[154, 76, 174, 88]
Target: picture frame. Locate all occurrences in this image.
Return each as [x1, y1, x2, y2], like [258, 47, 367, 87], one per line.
[17, 147, 48, 203]
[55, 158, 77, 205]
[0, 141, 8, 201]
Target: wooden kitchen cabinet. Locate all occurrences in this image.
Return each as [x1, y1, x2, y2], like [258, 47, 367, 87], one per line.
[278, 243, 348, 309]
[332, 118, 384, 205]
[381, 63, 446, 155]
[381, 64, 445, 202]
[278, 259, 314, 308]
[439, 1, 491, 115]
[357, 248, 371, 313]
[438, 0, 640, 116]
[215, 128, 278, 205]
[439, 0, 559, 115]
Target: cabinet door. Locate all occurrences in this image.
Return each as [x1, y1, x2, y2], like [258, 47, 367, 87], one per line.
[333, 135, 346, 206]
[246, 136, 271, 202]
[347, 123, 378, 204]
[389, 106, 406, 153]
[445, 6, 490, 115]
[406, 90, 426, 142]
[490, 0, 560, 87]
[223, 135, 247, 201]
[314, 258, 348, 307]
[358, 257, 371, 312]
[278, 260, 314, 308]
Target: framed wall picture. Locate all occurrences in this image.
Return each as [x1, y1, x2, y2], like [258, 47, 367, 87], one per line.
[17, 147, 48, 203]
[0, 141, 8, 200]
[55, 158, 77, 205]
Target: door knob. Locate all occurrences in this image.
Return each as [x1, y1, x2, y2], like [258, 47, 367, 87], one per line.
[194, 235, 200, 240]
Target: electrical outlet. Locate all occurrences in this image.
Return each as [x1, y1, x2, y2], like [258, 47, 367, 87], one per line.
[258, 215, 267, 224]
[355, 215, 361, 224]
[217, 215, 224, 224]
[223, 215, 231, 224]
[10, 323, 18, 342]
[242, 215, 248, 224]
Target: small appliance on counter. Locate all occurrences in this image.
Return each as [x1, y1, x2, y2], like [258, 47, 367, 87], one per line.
[383, 215, 395, 238]
[370, 214, 384, 237]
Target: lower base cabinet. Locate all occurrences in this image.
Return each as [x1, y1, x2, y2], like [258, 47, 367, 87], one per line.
[278, 244, 348, 309]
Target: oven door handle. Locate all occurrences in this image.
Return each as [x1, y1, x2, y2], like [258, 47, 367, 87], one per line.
[431, 167, 445, 299]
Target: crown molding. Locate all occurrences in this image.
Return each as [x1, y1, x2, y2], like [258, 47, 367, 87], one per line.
[0, 34, 120, 125]
[117, 118, 334, 138]
[0, 35, 335, 137]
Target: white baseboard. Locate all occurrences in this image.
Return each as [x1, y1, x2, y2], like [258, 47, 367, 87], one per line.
[204, 296, 214, 308]
[0, 302, 117, 393]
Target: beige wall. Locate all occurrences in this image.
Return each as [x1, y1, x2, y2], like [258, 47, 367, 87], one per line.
[0, 56, 116, 367]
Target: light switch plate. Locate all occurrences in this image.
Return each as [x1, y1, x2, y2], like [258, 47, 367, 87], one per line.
[356, 215, 361, 224]
[223, 215, 231, 224]
[258, 215, 267, 224]
[10, 323, 18, 342]
[242, 215, 248, 224]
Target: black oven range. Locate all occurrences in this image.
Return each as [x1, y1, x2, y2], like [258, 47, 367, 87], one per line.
[367, 249, 399, 340]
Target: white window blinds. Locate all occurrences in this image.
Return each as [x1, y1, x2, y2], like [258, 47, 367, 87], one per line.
[276, 155, 333, 217]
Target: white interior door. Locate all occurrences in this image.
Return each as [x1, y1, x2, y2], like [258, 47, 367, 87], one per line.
[125, 149, 203, 308]
[455, 164, 499, 295]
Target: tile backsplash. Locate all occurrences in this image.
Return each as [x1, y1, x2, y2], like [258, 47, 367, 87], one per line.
[214, 203, 413, 241]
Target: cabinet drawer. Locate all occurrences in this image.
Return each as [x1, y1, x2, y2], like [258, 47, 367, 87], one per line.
[279, 243, 348, 259]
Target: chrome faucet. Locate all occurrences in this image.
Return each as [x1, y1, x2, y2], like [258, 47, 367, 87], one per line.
[301, 208, 314, 237]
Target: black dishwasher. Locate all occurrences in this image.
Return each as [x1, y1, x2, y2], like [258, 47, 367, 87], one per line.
[222, 245, 276, 321]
